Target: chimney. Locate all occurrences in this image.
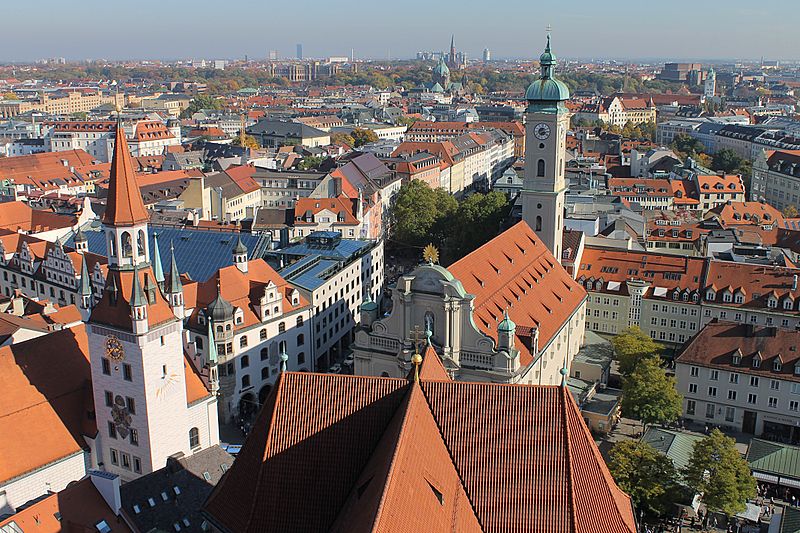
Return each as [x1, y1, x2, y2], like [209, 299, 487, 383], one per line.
[89, 470, 121, 515]
[745, 323, 757, 337]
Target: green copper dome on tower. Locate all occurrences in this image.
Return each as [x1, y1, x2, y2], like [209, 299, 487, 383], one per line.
[498, 309, 516, 332]
[525, 33, 570, 103]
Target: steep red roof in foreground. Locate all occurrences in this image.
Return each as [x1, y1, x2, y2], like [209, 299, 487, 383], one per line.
[448, 221, 586, 364]
[102, 124, 150, 226]
[203, 368, 635, 532]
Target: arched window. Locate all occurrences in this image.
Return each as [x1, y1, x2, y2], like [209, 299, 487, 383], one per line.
[381, 372, 390, 377]
[241, 355, 249, 368]
[240, 336, 248, 348]
[226, 324, 231, 331]
[537, 159, 545, 177]
[279, 340, 287, 354]
[296, 316, 304, 327]
[535, 216, 542, 231]
[259, 328, 267, 341]
[216, 325, 223, 333]
[298, 351, 305, 365]
[278, 322, 285, 333]
[108, 233, 116, 257]
[137, 229, 146, 258]
[297, 333, 305, 346]
[196, 337, 203, 349]
[189, 427, 199, 448]
[121, 231, 133, 258]
[260, 348, 269, 361]
[261, 367, 269, 380]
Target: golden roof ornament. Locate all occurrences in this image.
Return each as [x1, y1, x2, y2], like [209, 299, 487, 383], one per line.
[422, 243, 439, 265]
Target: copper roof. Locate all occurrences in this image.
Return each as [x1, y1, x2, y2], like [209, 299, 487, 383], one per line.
[102, 124, 150, 226]
[203, 370, 635, 532]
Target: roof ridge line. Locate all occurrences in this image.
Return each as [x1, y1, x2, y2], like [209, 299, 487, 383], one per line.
[368, 382, 417, 532]
[417, 381, 485, 532]
[561, 386, 579, 533]
[243, 371, 289, 532]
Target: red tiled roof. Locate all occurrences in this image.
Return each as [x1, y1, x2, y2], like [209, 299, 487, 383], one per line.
[293, 196, 358, 226]
[676, 321, 800, 382]
[204, 371, 635, 532]
[0, 201, 77, 233]
[0, 326, 95, 484]
[448, 222, 586, 363]
[0, 477, 132, 533]
[102, 124, 150, 226]
[90, 266, 176, 332]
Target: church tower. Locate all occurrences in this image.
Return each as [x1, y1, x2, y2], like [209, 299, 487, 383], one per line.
[521, 33, 570, 263]
[87, 119, 211, 481]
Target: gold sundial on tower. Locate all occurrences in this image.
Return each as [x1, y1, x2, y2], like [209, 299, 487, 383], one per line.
[422, 244, 439, 265]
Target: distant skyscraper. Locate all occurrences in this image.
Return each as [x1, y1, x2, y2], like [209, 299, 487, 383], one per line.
[268, 50, 278, 61]
[483, 48, 491, 62]
[704, 68, 716, 99]
[296, 43, 303, 60]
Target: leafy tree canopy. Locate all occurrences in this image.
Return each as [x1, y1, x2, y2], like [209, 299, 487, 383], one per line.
[683, 429, 757, 516]
[611, 326, 662, 376]
[609, 440, 680, 517]
[621, 357, 683, 427]
[350, 127, 379, 147]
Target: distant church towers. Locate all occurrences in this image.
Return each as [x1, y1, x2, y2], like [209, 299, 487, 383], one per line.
[521, 33, 570, 263]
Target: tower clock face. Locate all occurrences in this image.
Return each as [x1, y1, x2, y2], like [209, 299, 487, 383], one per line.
[106, 335, 125, 362]
[534, 123, 551, 140]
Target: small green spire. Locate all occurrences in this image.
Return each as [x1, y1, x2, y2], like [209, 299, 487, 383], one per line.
[152, 232, 165, 285]
[166, 241, 183, 295]
[207, 319, 218, 364]
[130, 264, 146, 308]
[79, 254, 92, 297]
[560, 362, 569, 387]
[233, 233, 248, 255]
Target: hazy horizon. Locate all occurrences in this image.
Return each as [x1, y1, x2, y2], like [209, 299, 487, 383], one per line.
[2, 0, 797, 63]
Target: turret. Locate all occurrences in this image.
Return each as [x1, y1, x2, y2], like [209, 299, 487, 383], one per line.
[74, 226, 88, 254]
[165, 242, 184, 319]
[130, 265, 148, 335]
[232, 234, 248, 273]
[497, 309, 516, 351]
[360, 292, 379, 328]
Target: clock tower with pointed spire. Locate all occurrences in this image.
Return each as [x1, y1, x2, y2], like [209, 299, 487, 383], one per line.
[521, 33, 570, 263]
[87, 118, 218, 481]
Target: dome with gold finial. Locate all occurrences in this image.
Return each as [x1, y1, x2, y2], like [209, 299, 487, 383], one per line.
[525, 33, 570, 104]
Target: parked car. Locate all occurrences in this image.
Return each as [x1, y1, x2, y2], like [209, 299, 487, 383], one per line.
[328, 363, 342, 374]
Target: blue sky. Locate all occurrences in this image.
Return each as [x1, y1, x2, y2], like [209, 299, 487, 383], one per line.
[1, 0, 796, 62]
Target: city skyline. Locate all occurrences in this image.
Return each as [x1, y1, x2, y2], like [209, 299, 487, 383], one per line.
[1, 0, 798, 62]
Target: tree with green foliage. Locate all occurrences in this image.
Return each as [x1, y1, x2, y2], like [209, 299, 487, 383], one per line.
[231, 133, 260, 149]
[180, 94, 222, 118]
[711, 148, 750, 175]
[611, 326, 662, 376]
[297, 155, 324, 170]
[608, 440, 680, 517]
[351, 128, 379, 147]
[683, 429, 757, 517]
[783, 205, 799, 218]
[447, 191, 509, 259]
[394, 115, 418, 127]
[671, 133, 707, 160]
[330, 132, 355, 147]
[622, 357, 683, 428]
[391, 179, 457, 248]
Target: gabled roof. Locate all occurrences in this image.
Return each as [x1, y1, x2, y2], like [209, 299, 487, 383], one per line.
[102, 124, 150, 226]
[0, 476, 132, 533]
[448, 221, 586, 363]
[0, 326, 95, 485]
[90, 266, 176, 332]
[203, 372, 636, 533]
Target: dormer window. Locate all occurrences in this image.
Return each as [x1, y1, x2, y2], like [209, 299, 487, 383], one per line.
[768, 298, 778, 309]
[753, 356, 761, 369]
[795, 363, 800, 376]
[774, 359, 783, 372]
[784, 298, 794, 310]
[735, 293, 745, 304]
[732, 350, 742, 365]
[706, 290, 716, 301]
[723, 292, 732, 303]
